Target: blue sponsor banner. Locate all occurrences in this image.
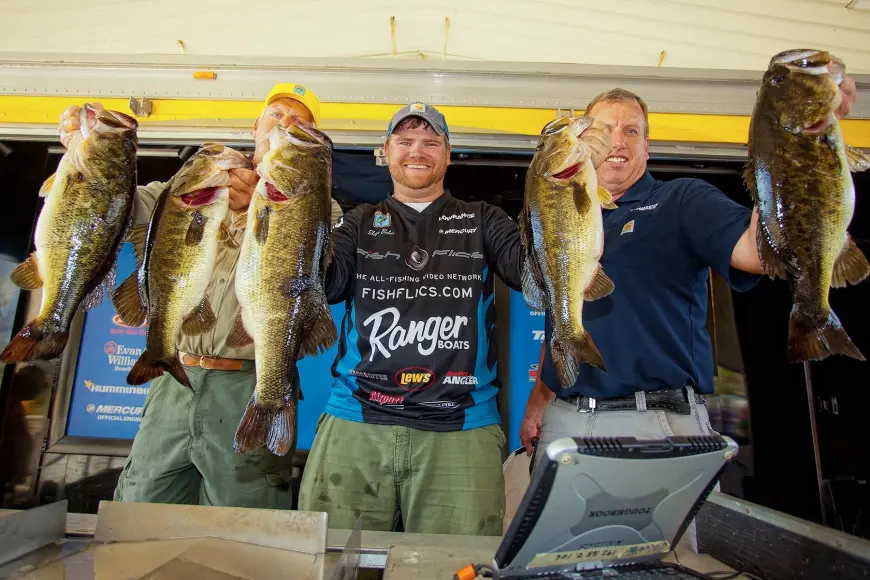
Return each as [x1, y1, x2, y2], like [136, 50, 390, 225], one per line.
[507, 289, 546, 452]
[65, 242, 344, 450]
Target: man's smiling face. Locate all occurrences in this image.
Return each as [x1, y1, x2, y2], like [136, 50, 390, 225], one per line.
[587, 99, 650, 201]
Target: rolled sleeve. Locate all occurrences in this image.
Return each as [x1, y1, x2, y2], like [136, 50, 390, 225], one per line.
[678, 181, 760, 292]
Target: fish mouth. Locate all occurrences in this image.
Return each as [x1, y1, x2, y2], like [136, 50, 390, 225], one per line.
[264, 182, 290, 202]
[551, 162, 582, 180]
[81, 103, 138, 137]
[771, 49, 845, 83]
[269, 124, 334, 152]
[179, 186, 226, 207]
[197, 143, 254, 171]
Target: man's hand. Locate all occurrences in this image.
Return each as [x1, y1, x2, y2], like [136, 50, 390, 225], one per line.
[580, 118, 613, 169]
[835, 76, 857, 120]
[228, 168, 259, 211]
[59, 103, 106, 149]
[520, 411, 543, 456]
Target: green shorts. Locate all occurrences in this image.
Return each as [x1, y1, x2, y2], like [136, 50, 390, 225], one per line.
[114, 363, 293, 509]
[298, 414, 506, 536]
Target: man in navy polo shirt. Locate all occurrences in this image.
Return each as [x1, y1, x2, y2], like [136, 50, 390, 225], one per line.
[520, 82, 857, 464]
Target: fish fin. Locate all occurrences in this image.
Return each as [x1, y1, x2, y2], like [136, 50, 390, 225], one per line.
[227, 313, 254, 348]
[127, 351, 191, 387]
[255, 206, 271, 246]
[125, 224, 149, 266]
[550, 333, 606, 388]
[518, 209, 548, 311]
[38, 173, 56, 198]
[585, 263, 615, 301]
[112, 273, 147, 327]
[301, 302, 338, 357]
[103, 260, 118, 298]
[757, 230, 791, 281]
[81, 283, 104, 312]
[845, 145, 870, 173]
[185, 210, 207, 246]
[832, 235, 870, 288]
[218, 221, 239, 248]
[321, 222, 333, 271]
[787, 308, 865, 363]
[0, 322, 68, 363]
[181, 297, 217, 336]
[234, 394, 298, 456]
[572, 181, 592, 214]
[742, 160, 760, 206]
[598, 185, 617, 210]
[521, 260, 546, 311]
[10, 254, 43, 290]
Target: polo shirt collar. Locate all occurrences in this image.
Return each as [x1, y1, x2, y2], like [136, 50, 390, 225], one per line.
[615, 172, 655, 205]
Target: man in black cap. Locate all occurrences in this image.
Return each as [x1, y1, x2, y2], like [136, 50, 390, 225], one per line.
[298, 102, 526, 536]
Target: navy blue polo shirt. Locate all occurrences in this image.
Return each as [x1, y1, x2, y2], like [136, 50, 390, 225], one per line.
[539, 172, 759, 399]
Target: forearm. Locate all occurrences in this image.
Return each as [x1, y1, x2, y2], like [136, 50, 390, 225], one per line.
[730, 208, 765, 274]
[526, 343, 555, 416]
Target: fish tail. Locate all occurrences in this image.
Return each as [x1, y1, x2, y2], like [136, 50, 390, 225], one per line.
[551, 332, 606, 388]
[127, 350, 192, 387]
[233, 394, 297, 457]
[0, 321, 68, 363]
[787, 308, 865, 363]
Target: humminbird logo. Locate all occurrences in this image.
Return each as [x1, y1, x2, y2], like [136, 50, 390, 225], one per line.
[84, 380, 148, 396]
[588, 508, 653, 518]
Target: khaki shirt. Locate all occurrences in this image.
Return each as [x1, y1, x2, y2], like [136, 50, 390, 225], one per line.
[134, 181, 344, 360]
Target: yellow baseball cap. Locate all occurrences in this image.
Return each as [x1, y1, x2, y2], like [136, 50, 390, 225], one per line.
[263, 83, 321, 126]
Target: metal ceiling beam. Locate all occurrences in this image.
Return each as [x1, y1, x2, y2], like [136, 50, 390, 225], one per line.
[1, 53, 868, 118]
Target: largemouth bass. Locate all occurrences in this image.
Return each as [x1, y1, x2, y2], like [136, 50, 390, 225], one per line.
[231, 124, 337, 456]
[112, 143, 252, 386]
[519, 116, 616, 388]
[745, 49, 870, 362]
[1, 104, 137, 363]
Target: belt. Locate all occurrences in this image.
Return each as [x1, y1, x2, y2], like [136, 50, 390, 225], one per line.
[179, 351, 246, 371]
[557, 387, 704, 415]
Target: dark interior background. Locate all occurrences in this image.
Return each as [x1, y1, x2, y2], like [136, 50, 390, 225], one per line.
[1, 142, 868, 539]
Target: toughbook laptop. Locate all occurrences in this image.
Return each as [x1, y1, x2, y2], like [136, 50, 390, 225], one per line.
[494, 435, 738, 579]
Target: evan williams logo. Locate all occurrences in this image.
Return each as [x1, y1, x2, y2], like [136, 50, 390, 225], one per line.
[370, 390, 404, 406]
[395, 367, 436, 391]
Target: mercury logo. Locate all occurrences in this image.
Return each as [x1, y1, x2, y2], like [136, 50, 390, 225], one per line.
[87, 404, 96, 413]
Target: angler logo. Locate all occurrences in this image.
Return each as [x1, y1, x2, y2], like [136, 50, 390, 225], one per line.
[369, 390, 404, 406]
[373, 211, 391, 228]
[395, 367, 436, 391]
[439, 213, 475, 221]
[442, 371, 478, 386]
[363, 307, 470, 361]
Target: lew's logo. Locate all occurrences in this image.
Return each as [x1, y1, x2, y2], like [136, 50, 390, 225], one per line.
[395, 367, 436, 391]
[370, 391, 404, 406]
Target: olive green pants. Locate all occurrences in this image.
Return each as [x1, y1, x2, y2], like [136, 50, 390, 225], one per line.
[298, 415, 506, 536]
[114, 363, 293, 509]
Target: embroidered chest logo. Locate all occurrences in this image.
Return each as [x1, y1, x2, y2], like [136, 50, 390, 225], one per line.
[373, 211, 391, 228]
[621, 220, 635, 235]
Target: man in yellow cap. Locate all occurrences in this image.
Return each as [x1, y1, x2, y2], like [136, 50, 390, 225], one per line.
[57, 84, 342, 509]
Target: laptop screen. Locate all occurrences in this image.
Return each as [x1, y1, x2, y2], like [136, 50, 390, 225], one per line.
[494, 435, 737, 578]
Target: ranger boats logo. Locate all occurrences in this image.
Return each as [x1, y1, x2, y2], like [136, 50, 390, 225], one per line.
[395, 367, 436, 391]
[363, 307, 470, 361]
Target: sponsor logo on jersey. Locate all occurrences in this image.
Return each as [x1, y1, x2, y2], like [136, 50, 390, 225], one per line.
[439, 213, 475, 221]
[442, 371, 478, 385]
[369, 390, 404, 406]
[349, 369, 389, 381]
[357, 249, 401, 260]
[432, 249, 484, 260]
[406, 246, 429, 271]
[631, 203, 658, 212]
[363, 307, 470, 361]
[395, 367, 436, 391]
[438, 228, 478, 235]
[361, 286, 473, 301]
[368, 229, 395, 237]
[417, 401, 460, 409]
[373, 211, 391, 228]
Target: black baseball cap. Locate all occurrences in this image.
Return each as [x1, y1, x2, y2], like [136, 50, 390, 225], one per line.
[386, 102, 450, 138]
